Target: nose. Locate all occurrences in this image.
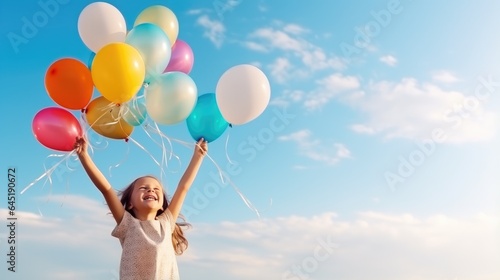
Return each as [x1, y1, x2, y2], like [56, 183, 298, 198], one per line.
[147, 188, 154, 192]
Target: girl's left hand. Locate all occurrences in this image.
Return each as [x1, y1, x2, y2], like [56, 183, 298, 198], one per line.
[195, 138, 208, 156]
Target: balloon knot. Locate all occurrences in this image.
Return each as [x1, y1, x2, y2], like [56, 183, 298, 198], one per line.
[125, 138, 129, 143]
[229, 123, 233, 128]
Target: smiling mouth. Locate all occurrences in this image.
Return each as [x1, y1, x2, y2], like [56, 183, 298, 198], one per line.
[143, 195, 158, 201]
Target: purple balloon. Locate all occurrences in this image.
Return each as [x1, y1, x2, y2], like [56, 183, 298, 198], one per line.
[163, 39, 194, 74]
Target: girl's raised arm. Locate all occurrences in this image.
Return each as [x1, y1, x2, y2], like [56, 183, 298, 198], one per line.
[74, 137, 124, 224]
[168, 138, 207, 221]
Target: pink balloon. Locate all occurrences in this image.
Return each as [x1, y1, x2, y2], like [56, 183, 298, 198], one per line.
[32, 107, 82, 152]
[163, 39, 194, 74]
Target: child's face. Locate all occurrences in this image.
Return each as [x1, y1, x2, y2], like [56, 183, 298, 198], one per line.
[130, 177, 164, 213]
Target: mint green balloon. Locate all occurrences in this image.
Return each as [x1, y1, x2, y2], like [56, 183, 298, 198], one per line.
[125, 23, 171, 83]
[145, 72, 197, 125]
[122, 95, 147, 126]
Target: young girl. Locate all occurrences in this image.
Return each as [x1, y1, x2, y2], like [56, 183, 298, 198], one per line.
[74, 136, 208, 280]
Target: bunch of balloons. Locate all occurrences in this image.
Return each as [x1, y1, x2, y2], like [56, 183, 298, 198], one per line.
[32, 1, 271, 152]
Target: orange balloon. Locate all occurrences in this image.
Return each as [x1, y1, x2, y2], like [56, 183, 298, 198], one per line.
[45, 58, 94, 110]
[85, 96, 133, 140]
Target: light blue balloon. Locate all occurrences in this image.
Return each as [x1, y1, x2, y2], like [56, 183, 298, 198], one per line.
[145, 72, 198, 125]
[125, 23, 171, 84]
[186, 93, 229, 143]
[87, 52, 95, 70]
[122, 89, 148, 126]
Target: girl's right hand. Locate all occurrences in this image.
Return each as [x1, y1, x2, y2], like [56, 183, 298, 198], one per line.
[73, 136, 87, 156]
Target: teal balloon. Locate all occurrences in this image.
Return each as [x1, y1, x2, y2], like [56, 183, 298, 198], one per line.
[87, 52, 95, 70]
[186, 93, 228, 143]
[122, 88, 148, 126]
[125, 23, 171, 84]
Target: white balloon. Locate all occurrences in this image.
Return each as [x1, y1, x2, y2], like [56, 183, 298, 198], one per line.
[216, 64, 271, 125]
[78, 2, 127, 53]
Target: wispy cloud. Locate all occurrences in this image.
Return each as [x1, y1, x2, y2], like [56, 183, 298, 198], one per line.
[0, 201, 120, 280]
[268, 57, 293, 83]
[380, 55, 398, 66]
[244, 23, 345, 83]
[304, 73, 360, 110]
[432, 70, 459, 84]
[269, 88, 306, 108]
[272, 73, 360, 111]
[196, 15, 226, 48]
[182, 211, 500, 280]
[278, 129, 351, 165]
[186, 9, 209, 15]
[257, 4, 268, 12]
[3, 203, 499, 280]
[348, 78, 498, 143]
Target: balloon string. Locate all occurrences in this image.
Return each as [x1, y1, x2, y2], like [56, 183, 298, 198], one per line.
[142, 121, 163, 147]
[82, 102, 119, 135]
[142, 123, 181, 172]
[224, 127, 235, 165]
[21, 151, 75, 195]
[42, 153, 67, 185]
[143, 126, 262, 219]
[108, 140, 130, 177]
[225, 178, 262, 219]
[119, 95, 146, 126]
[80, 112, 109, 151]
[127, 136, 162, 168]
[154, 122, 174, 161]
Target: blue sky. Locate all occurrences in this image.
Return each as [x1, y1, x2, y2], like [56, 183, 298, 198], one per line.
[1, 0, 500, 279]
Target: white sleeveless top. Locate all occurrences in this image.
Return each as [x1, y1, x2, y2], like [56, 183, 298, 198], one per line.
[111, 209, 179, 280]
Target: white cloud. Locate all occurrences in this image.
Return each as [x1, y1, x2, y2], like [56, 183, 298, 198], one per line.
[432, 70, 459, 83]
[270, 89, 305, 108]
[243, 41, 268, 52]
[269, 57, 293, 83]
[197, 15, 226, 48]
[181, 211, 500, 280]
[380, 55, 398, 66]
[283, 23, 309, 35]
[278, 129, 351, 165]
[258, 4, 268, 12]
[245, 24, 345, 82]
[271, 72, 360, 111]
[304, 73, 360, 110]
[0, 200, 121, 280]
[3, 200, 500, 280]
[348, 78, 498, 143]
[186, 9, 208, 15]
[351, 123, 375, 134]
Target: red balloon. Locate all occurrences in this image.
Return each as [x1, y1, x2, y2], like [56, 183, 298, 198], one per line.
[32, 107, 82, 152]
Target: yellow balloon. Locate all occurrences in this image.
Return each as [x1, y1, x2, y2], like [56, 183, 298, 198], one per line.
[85, 96, 134, 140]
[91, 43, 145, 104]
[134, 5, 178, 45]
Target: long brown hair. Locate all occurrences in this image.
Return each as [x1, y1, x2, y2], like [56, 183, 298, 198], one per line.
[118, 175, 191, 255]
